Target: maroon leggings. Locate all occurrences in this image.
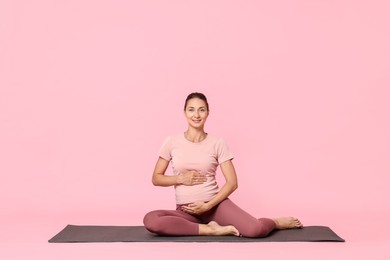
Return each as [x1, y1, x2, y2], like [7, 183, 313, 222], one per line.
[143, 198, 276, 238]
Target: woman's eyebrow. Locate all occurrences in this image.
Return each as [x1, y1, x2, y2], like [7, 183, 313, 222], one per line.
[187, 106, 206, 109]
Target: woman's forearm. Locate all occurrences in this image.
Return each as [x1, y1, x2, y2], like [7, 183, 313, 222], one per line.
[205, 160, 238, 210]
[152, 174, 180, 187]
[153, 171, 207, 187]
[205, 181, 238, 210]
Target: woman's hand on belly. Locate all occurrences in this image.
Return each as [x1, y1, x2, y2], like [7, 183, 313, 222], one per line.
[177, 171, 208, 186]
[181, 201, 210, 215]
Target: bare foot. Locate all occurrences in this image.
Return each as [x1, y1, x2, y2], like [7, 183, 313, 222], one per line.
[273, 217, 303, 229]
[199, 221, 240, 236]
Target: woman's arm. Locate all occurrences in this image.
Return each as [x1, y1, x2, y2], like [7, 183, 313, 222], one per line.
[151, 157, 178, 186]
[204, 159, 238, 208]
[152, 157, 207, 187]
[181, 159, 238, 214]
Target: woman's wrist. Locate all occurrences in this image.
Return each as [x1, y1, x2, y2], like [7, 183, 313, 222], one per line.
[204, 202, 213, 211]
[176, 174, 184, 185]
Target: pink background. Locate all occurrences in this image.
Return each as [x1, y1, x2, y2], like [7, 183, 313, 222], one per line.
[1, 0, 389, 259]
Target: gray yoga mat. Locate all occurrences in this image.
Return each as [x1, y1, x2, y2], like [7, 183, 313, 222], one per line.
[48, 225, 345, 243]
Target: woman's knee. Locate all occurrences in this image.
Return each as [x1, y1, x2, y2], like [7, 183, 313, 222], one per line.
[240, 223, 270, 238]
[143, 210, 161, 233]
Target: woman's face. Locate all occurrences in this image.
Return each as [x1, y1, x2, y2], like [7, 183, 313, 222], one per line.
[184, 98, 209, 129]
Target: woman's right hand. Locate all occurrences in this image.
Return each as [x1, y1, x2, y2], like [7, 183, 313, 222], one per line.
[177, 171, 207, 186]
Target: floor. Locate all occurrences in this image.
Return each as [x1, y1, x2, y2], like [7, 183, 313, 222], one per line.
[2, 211, 389, 260]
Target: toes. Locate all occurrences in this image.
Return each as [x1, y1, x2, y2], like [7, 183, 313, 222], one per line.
[295, 220, 303, 228]
[291, 218, 303, 228]
[231, 227, 240, 237]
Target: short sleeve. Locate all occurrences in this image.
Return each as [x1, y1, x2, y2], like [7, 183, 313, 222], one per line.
[157, 136, 172, 161]
[216, 138, 234, 164]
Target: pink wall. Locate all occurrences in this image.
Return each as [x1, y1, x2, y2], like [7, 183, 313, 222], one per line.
[1, 0, 389, 226]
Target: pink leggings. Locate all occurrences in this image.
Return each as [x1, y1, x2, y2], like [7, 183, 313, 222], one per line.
[143, 198, 276, 238]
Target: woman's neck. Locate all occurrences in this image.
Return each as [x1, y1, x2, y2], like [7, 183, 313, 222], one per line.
[184, 128, 207, 143]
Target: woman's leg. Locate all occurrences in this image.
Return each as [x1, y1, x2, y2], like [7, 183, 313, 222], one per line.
[199, 220, 240, 236]
[143, 207, 240, 236]
[143, 209, 201, 235]
[201, 199, 277, 238]
[202, 199, 303, 238]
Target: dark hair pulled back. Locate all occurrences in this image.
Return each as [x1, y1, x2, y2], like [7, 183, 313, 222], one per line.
[184, 92, 209, 111]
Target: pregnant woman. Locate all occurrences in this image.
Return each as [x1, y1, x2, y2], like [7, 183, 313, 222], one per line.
[143, 92, 302, 237]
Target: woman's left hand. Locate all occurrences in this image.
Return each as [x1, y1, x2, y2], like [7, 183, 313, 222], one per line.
[181, 201, 210, 215]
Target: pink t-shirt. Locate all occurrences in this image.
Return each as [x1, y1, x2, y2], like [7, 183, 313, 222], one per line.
[158, 133, 234, 205]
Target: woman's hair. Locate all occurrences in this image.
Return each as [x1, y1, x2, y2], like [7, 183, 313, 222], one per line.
[184, 92, 209, 111]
